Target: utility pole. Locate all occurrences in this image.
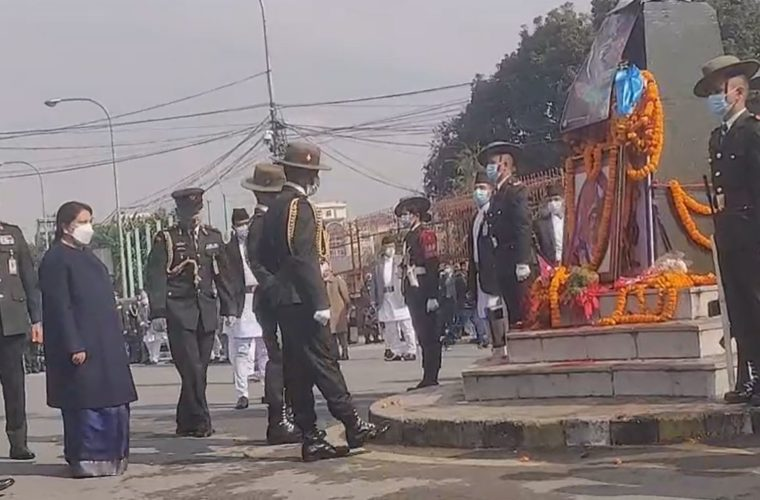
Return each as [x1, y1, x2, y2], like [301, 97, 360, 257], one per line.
[206, 200, 213, 226]
[257, 0, 284, 156]
[125, 228, 135, 298]
[134, 225, 144, 292]
[222, 193, 230, 234]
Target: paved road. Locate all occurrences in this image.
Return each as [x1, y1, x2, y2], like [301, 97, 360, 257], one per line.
[2, 343, 760, 499]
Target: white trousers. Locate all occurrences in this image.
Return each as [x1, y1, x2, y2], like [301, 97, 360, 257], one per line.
[143, 331, 167, 364]
[228, 336, 269, 399]
[382, 319, 417, 356]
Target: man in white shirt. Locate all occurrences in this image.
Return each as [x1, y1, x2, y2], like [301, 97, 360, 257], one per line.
[370, 235, 418, 362]
[534, 184, 565, 267]
[224, 208, 268, 410]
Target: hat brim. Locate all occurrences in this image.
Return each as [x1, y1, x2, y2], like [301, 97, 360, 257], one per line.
[477, 143, 522, 166]
[275, 159, 332, 171]
[694, 60, 760, 97]
[751, 73, 760, 91]
[240, 177, 282, 193]
[394, 196, 431, 217]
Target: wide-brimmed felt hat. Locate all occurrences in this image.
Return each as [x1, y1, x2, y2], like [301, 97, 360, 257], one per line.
[750, 72, 760, 91]
[394, 195, 431, 217]
[171, 187, 204, 213]
[694, 55, 760, 97]
[231, 208, 250, 225]
[275, 142, 331, 171]
[477, 141, 522, 166]
[241, 162, 286, 192]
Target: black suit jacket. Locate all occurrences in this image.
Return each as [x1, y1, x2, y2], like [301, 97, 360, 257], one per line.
[467, 212, 500, 296]
[259, 185, 329, 311]
[402, 224, 439, 301]
[708, 111, 760, 253]
[246, 207, 275, 315]
[486, 179, 533, 275]
[0, 222, 41, 336]
[534, 216, 560, 265]
[223, 234, 247, 318]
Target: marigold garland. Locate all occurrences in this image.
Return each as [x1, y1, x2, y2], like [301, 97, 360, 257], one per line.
[668, 180, 712, 250]
[597, 271, 717, 326]
[549, 266, 570, 328]
[589, 154, 618, 270]
[613, 70, 665, 182]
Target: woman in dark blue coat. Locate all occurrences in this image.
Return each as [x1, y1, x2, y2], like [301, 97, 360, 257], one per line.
[39, 201, 137, 478]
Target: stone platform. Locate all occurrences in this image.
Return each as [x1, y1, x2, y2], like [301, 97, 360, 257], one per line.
[369, 384, 759, 449]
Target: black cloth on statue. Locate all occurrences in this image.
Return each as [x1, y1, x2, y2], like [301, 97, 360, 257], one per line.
[277, 304, 354, 432]
[167, 321, 214, 433]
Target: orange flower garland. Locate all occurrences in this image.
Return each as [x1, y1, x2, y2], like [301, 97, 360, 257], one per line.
[549, 266, 570, 328]
[589, 154, 618, 270]
[669, 180, 712, 250]
[669, 180, 711, 215]
[613, 70, 665, 182]
[597, 272, 717, 326]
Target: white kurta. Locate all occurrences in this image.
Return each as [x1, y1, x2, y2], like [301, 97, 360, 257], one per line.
[232, 238, 262, 339]
[377, 258, 411, 323]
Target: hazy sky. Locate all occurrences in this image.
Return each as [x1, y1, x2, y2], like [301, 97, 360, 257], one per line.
[0, 0, 591, 236]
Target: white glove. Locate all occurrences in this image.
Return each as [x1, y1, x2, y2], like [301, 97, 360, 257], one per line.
[313, 309, 331, 326]
[426, 299, 439, 313]
[151, 318, 167, 332]
[516, 264, 531, 282]
[485, 294, 502, 309]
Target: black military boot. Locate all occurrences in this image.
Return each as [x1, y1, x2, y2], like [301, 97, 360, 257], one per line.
[266, 405, 301, 445]
[0, 478, 14, 492]
[301, 429, 350, 463]
[8, 426, 35, 461]
[343, 411, 389, 449]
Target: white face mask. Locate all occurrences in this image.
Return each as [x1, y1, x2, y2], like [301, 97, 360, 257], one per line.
[383, 246, 395, 258]
[234, 226, 249, 240]
[306, 176, 320, 197]
[547, 199, 564, 216]
[70, 222, 94, 246]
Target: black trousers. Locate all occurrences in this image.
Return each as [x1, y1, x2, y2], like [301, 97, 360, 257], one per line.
[259, 306, 286, 414]
[497, 268, 529, 325]
[331, 332, 349, 359]
[276, 304, 355, 433]
[719, 249, 760, 384]
[167, 321, 214, 433]
[0, 335, 27, 436]
[406, 289, 441, 384]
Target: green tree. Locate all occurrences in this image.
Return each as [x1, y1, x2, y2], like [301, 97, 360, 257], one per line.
[424, 3, 593, 197]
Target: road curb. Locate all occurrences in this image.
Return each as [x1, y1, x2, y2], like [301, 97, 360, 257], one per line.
[369, 391, 760, 449]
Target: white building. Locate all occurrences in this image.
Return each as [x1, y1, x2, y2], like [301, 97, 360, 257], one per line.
[314, 201, 348, 223]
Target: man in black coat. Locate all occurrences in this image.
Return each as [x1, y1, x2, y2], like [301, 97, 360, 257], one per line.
[479, 142, 534, 327]
[468, 171, 507, 356]
[396, 196, 441, 390]
[0, 222, 41, 460]
[534, 183, 565, 267]
[259, 142, 386, 462]
[145, 188, 235, 437]
[694, 55, 760, 405]
[242, 162, 300, 445]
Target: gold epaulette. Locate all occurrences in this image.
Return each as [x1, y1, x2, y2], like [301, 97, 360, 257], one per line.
[286, 197, 329, 259]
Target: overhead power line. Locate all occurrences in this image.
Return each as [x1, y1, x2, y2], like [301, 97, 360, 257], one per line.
[280, 82, 470, 109]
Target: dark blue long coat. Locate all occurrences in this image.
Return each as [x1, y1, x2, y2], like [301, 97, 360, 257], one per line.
[39, 242, 138, 410]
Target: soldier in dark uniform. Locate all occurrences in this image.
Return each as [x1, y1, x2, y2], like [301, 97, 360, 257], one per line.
[479, 142, 534, 327]
[260, 143, 386, 462]
[0, 221, 42, 460]
[241, 162, 300, 445]
[395, 196, 441, 390]
[694, 56, 760, 404]
[145, 188, 234, 437]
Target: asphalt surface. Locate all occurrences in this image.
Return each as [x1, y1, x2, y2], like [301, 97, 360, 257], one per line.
[2, 342, 760, 499]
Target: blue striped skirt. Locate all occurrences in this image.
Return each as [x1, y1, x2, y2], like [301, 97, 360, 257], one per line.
[62, 405, 130, 478]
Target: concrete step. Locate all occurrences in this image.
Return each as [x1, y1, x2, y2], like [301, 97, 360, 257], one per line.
[507, 319, 723, 364]
[462, 355, 729, 401]
[599, 285, 718, 321]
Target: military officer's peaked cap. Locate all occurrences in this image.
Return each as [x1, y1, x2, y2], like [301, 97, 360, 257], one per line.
[275, 142, 331, 171]
[394, 195, 431, 217]
[171, 187, 205, 213]
[477, 141, 522, 167]
[694, 55, 760, 97]
[240, 162, 286, 192]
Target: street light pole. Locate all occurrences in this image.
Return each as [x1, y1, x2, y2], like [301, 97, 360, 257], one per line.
[45, 97, 128, 298]
[257, 0, 282, 154]
[0, 161, 48, 249]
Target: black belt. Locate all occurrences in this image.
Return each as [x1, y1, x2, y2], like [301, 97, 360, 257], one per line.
[383, 286, 395, 293]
